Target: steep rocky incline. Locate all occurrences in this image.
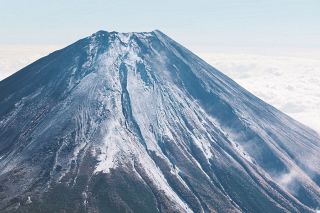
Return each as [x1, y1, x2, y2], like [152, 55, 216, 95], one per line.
[0, 30, 320, 212]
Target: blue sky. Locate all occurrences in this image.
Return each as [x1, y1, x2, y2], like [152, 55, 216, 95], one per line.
[1, 0, 319, 51]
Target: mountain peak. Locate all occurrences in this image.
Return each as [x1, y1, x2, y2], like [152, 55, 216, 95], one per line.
[90, 29, 163, 39]
[0, 30, 320, 212]
[83, 29, 165, 55]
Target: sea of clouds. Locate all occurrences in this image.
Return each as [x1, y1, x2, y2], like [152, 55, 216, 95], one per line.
[200, 53, 320, 133]
[0, 45, 58, 81]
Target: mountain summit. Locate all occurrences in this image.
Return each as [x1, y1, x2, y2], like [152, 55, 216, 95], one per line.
[0, 30, 320, 212]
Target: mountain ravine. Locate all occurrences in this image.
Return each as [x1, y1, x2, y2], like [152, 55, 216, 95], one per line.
[0, 30, 320, 213]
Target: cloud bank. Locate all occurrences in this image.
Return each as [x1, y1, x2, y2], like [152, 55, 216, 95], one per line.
[0, 45, 59, 80]
[200, 53, 320, 133]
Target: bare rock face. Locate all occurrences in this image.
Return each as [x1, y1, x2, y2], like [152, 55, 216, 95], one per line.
[0, 30, 320, 212]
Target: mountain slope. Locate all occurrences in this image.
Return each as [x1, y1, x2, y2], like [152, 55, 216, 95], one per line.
[0, 30, 320, 213]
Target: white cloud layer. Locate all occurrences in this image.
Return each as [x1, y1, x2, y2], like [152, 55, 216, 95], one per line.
[200, 53, 320, 133]
[0, 46, 319, 133]
[0, 45, 59, 80]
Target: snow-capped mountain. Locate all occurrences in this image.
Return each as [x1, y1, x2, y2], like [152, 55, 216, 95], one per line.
[0, 30, 320, 213]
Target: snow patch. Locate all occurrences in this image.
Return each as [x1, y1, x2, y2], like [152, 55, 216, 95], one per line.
[94, 119, 124, 173]
[277, 169, 298, 189]
[26, 196, 32, 205]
